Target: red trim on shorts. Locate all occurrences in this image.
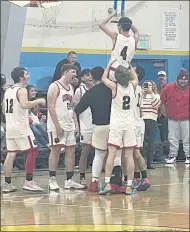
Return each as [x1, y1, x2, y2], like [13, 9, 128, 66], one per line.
[122, 145, 137, 149]
[91, 145, 107, 151]
[50, 144, 65, 148]
[7, 147, 38, 153]
[28, 135, 33, 148]
[112, 83, 118, 99]
[108, 143, 121, 148]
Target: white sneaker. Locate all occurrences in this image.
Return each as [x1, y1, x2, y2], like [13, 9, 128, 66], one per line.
[2, 182, 17, 193]
[49, 176, 59, 191]
[166, 157, 176, 164]
[64, 179, 86, 190]
[80, 179, 87, 187]
[23, 180, 44, 192]
[185, 157, 190, 164]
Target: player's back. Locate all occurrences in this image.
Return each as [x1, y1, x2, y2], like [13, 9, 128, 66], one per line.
[47, 81, 75, 132]
[110, 34, 135, 69]
[4, 86, 30, 138]
[110, 82, 136, 130]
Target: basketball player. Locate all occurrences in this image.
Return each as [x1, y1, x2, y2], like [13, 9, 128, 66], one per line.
[73, 69, 94, 186]
[99, 14, 139, 80]
[2, 67, 46, 193]
[47, 64, 85, 191]
[129, 67, 151, 191]
[75, 66, 125, 193]
[99, 60, 138, 195]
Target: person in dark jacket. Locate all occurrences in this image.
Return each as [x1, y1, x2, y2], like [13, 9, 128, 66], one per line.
[52, 51, 81, 91]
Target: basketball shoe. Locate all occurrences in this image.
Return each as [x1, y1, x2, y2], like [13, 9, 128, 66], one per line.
[165, 156, 176, 164]
[23, 180, 44, 191]
[125, 184, 135, 195]
[99, 182, 111, 195]
[136, 178, 151, 191]
[2, 182, 17, 193]
[49, 176, 59, 191]
[88, 181, 99, 192]
[64, 179, 86, 189]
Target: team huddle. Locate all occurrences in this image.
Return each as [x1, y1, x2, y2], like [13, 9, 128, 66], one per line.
[2, 14, 155, 195]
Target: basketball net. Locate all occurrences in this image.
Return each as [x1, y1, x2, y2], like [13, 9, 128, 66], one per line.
[35, 1, 63, 26]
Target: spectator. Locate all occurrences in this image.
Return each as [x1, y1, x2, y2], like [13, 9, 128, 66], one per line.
[157, 71, 168, 143]
[141, 80, 161, 169]
[26, 85, 49, 148]
[52, 51, 81, 91]
[161, 68, 189, 164]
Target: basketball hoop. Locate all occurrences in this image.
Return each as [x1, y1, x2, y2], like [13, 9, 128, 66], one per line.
[34, 0, 63, 26]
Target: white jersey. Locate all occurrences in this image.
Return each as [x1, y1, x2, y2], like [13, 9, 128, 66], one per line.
[110, 82, 136, 130]
[110, 34, 135, 70]
[47, 81, 75, 132]
[74, 83, 93, 133]
[134, 85, 144, 125]
[4, 86, 31, 138]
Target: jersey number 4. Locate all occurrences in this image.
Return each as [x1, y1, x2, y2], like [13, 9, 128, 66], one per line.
[6, 99, 13, 113]
[120, 46, 128, 60]
[123, 96, 130, 110]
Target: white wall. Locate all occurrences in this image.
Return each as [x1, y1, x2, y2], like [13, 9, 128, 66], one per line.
[22, 1, 189, 51]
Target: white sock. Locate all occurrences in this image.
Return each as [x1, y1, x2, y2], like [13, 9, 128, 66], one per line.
[92, 149, 106, 182]
[127, 180, 133, 185]
[105, 177, 110, 183]
[114, 149, 122, 166]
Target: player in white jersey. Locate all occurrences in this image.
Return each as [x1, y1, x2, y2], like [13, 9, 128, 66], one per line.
[73, 69, 93, 186]
[2, 67, 46, 193]
[99, 60, 138, 195]
[99, 14, 139, 81]
[47, 64, 85, 191]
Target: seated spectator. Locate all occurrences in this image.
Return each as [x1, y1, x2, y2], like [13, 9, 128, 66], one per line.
[141, 80, 161, 169]
[161, 68, 189, 164]
[26, 85, 49, 148]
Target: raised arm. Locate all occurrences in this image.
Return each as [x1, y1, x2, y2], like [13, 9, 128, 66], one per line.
[17, 88, 46, 109]
[131, 24, 140, 47]
[129, 65, 138, 89]
[99, 12, 118, 43]
[102, 59, 117, 97]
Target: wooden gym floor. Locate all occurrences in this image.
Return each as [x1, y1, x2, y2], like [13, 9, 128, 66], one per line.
[1, 163, 189, 231]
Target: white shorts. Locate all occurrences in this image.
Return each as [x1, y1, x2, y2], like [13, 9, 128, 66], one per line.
[91, 125, 109, 151]
[135, 124, 145, 149]
[48, 130, 76, 147]
[80, 132, 92, 145]
[6, 131, 37, 152]
[108, 129, 136, 148]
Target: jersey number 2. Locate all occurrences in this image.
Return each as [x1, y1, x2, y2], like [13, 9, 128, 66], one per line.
[123, 96, 130, 110]
[6, 99, 13, 113]
[120, 46, 128, 60]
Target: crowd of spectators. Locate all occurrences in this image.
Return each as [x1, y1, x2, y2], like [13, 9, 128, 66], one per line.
[1, 51, 189, 171]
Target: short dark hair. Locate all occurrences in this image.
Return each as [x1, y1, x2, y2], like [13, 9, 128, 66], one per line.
[80, 68, 91, 78]
[67, 51, 77, 57]
[11, 67, 27, 84]
[120, 23, 131, 32]
[91, 66, 104, 81]
[115, 65, 131, 86]
[60, 64, 78, 76]
[118, 17, 132, 26]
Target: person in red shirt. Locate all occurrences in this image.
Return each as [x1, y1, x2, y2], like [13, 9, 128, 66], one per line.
[160, 68, 189, 164]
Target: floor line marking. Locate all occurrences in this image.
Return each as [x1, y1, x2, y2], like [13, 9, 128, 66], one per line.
[2, 199, 189, 216]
